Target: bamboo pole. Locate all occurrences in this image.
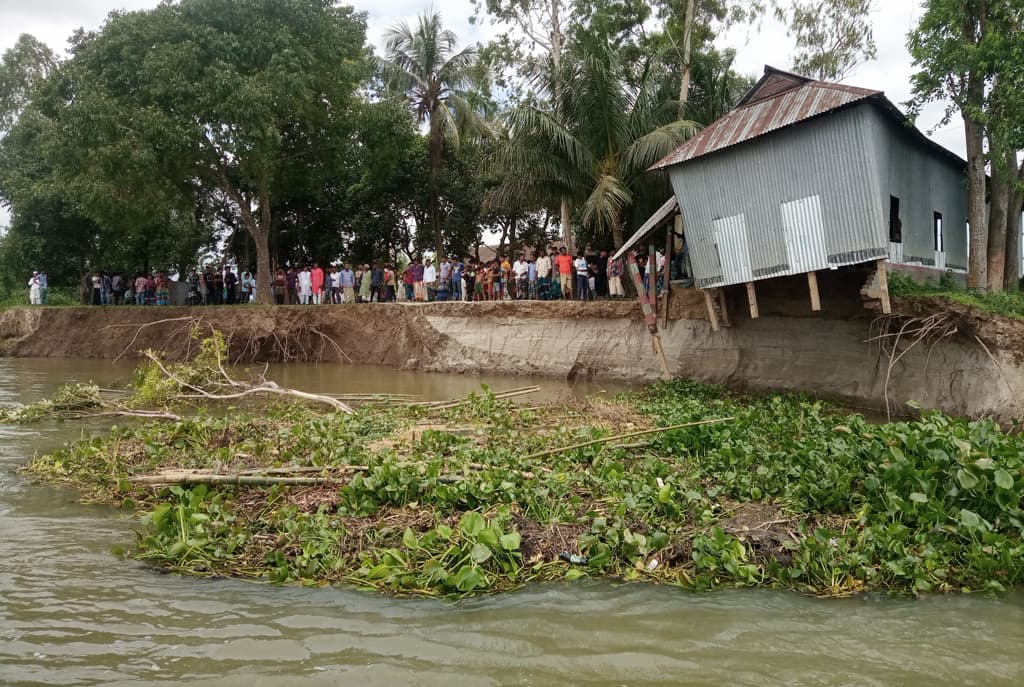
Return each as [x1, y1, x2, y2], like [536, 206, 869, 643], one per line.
[521, 417, 734, 462]
[626, 251, 672, 379]
[415, 386, 542, 410]
[647, 247, 657, 318]
[130, 472, 348, 487]
[662, 220, 676, 329]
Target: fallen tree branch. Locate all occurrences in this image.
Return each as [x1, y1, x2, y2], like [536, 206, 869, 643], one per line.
[521, 417, 734, 462]
[142, 350, 354, 413]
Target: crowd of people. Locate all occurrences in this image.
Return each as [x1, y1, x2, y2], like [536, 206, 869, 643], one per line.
[30, 245, 677, 306]
[261, 247, 644, 305]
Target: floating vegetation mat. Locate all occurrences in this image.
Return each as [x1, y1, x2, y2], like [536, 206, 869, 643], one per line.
[14, 357, 1024, 598]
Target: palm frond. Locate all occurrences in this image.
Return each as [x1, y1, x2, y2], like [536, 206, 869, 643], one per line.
[620, 120, 698, 177]
[504, 106, 594, 176]
[581, 174, 632, 235]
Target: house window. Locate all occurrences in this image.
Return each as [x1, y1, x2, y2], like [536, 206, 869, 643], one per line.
[933, 212, 943, 252]
[889, 196, 902, 243]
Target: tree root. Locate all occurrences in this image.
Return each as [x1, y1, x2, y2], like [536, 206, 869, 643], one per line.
[866, 313, 958, 421]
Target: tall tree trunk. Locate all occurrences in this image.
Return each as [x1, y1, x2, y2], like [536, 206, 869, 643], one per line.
[963, 110, 988, 289]
[560, 197, 574, 254]
[215, 166, 273, 304]
[247, 194, 274, 304]
[612, 210, 624, 249]
[1007, 157, 1023, 291]
[986, 152, 1010, 292]
[428, 120, 444, 258]
[678, 0, 697, 119]
[548, 2, 574, 255]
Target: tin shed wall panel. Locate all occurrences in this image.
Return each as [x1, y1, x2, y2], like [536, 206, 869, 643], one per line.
[865, 108, 969, 270]
[669, 104, 888, 288]
[712, 214, 754, 283]
[781, 195, 830, 273]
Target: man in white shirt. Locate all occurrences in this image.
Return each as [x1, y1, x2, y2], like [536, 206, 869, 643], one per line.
[512, 254, 529, 299]
[297, 266, 312, 305]
[535, 251, 552, 300]
[573, 251, 590, 301]
[422, 258, 437, 302]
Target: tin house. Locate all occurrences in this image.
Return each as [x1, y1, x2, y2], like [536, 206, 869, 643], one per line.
[645, 66, 968, 318]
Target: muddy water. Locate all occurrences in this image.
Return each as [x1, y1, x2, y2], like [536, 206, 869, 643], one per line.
[1, 359, 1022, 687]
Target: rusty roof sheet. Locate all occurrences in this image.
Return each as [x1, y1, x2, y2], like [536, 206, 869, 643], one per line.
[651, 68, 881, 170]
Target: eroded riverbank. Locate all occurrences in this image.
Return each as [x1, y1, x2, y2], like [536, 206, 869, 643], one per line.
[2, 297, 1024, 422]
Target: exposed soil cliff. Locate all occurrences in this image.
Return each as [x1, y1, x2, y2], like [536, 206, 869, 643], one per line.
[1, 297, 1021, 422]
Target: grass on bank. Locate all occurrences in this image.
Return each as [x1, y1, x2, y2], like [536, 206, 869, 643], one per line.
[888, 271, 1024, 320]
[0, 286, 81, 308]
[16, 368, 1024, 599]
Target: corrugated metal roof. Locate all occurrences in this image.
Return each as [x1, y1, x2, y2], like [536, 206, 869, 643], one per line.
[651, 67, 880, 170]
[612, 196, 678, 260]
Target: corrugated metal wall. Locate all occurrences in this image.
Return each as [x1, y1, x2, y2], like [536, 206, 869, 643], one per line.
[668, 105, 890, 288]
[864, 108, 969, 270]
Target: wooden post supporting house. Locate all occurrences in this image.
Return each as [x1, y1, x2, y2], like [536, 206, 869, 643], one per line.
[702, 289, 720, 332]
[807, 271, 821, 311]
[860, 259, 893, 314]
[627, 251, 671, 378]
[746, 281, 759, 319]
[716, 288, 731, 327]
[876, 259, 891, 314]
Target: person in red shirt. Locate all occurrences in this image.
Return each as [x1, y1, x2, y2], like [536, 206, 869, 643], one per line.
[402, 264, 416, 301]
[554, 247, 574, 299]
[310, 263, 324, 304]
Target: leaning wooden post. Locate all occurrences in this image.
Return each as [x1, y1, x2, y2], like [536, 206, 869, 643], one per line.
[627, 251, 671, 379]
[746, 281, 759, 319]
[807, 271, 821, 311]
[876, 259, 891, 314]
[702, 288, 720, 332]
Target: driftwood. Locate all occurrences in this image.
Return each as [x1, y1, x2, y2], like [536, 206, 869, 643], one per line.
[414, 386, 541, 410]
[521, 417, 734, 462]
[141, 350, 354, 413]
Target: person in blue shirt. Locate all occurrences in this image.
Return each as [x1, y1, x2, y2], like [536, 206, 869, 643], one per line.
[527, 256, 537, 300]
[37, 270, 49, 305]
[340, 265, 356, 303]
[450, 258, 463, 302]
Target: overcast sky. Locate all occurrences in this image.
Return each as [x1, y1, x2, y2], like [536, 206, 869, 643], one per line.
[0, 0, 962, 227]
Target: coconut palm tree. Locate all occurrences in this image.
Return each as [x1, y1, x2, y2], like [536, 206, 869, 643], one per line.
[494, 44, 697, 248]
[379, 11, 490, 257]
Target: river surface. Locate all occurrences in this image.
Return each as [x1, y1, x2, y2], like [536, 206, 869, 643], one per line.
[1, 358, 1022, 686]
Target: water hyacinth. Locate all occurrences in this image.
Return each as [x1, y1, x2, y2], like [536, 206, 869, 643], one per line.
[15, 369, 1024, 598]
